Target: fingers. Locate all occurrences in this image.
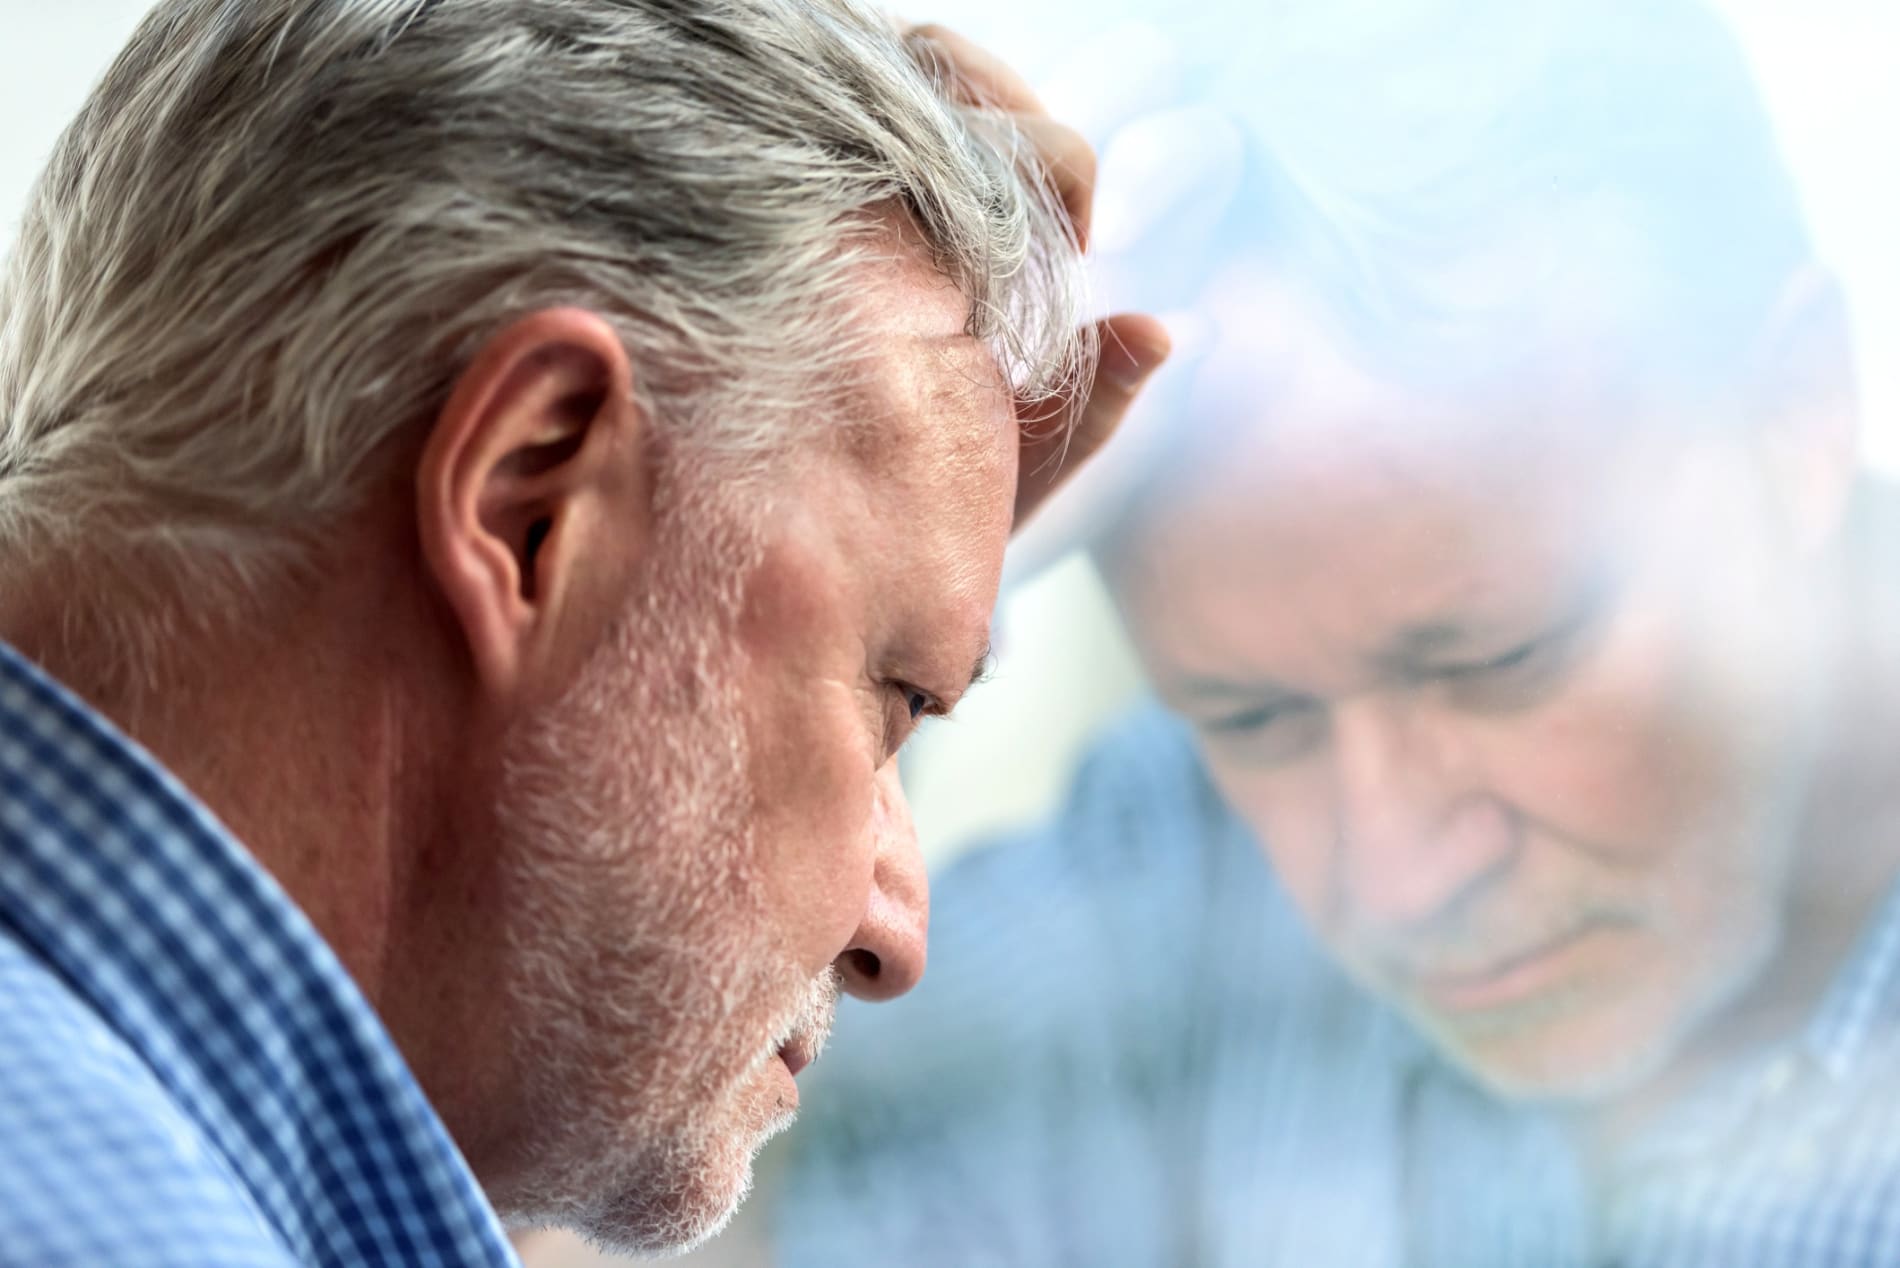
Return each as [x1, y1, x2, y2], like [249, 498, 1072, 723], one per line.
[896, 25, 1169, 529]
[1012, 113, 1097, 252]
[904, 25, 1091, 249]
[904, 24, 1043, 112]
[1014, 312, 1172, 530]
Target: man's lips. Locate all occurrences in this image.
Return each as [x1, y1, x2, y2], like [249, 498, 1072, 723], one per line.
[1407, 924, 1606, 1013]
[771, 969, 838, 1081]
[778, 1038, 815, 1078]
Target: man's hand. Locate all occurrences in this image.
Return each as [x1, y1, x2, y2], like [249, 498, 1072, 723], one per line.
[905, 24, 1172, 531]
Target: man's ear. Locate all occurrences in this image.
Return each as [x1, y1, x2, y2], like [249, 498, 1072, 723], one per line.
[1749, 265, 1861, 556]
[417, 308, 649, 698]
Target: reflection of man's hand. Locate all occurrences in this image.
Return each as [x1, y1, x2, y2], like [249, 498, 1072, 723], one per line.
[904, 23, 1172, 533]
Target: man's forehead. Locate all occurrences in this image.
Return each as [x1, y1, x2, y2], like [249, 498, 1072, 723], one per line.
[1169, 406, 1621, 547]
[1138, 474, 1582, 654]
[1161, 292, 1664, 548]
[1119, 349, 1652, 693]
[839, 231, 1015, 446]
[804, 272, 1017, 663]
[1161, 405, 1630, 600]
[848, 330, 1014, 482]
[1180, 247, 1658, 466]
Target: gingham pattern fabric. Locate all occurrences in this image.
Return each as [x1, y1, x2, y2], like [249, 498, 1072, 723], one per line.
[0, 641, 520, 1268]
[779, 706, 1900, 1268]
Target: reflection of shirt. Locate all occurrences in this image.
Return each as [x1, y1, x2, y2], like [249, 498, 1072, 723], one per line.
[774, 706, 1900, 1268]
[0, 642, 519, 1267]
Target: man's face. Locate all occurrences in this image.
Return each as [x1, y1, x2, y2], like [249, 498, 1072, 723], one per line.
[1112, 311, 1834, 1102]
[490, 261, 1017, 1250]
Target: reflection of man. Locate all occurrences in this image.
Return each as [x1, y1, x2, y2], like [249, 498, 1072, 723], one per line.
[778, 1, 1900, 1264]
[0, 3, 1167, 1264]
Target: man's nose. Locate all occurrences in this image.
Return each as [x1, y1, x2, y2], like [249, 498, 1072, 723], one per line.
[834, 761, 929, 1001]
[1329, 697, 1516, 932]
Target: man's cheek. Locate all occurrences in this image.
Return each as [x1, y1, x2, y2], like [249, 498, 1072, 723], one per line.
[869, 763, 913, 846]
[1210, 763, 1337, 931]
[1471, 591, 1751, 857]
[749, 703, 879, 954]
[1474, 686, 1727, 862]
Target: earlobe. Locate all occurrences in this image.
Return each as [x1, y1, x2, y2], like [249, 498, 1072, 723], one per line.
[416, 308, 650, 700]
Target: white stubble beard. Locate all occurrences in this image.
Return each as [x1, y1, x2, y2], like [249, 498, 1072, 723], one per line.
[486, 486, 834, 1255]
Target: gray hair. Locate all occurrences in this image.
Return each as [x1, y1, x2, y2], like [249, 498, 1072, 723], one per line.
[0, 0, 1088, 594]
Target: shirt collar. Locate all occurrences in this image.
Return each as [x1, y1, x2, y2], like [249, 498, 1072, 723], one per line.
[1804, 871, 1900, 1080]
[0, 641, 519, 1267]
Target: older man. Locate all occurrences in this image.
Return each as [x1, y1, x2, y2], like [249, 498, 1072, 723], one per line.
[777, 2, 1900, 1265]
[0, 1, 1167, 1264]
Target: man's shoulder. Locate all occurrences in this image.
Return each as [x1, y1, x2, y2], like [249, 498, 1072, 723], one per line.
[0, 926, 295, 1268]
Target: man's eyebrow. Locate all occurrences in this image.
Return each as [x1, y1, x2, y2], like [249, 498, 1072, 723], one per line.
[1376, 569, 1613, 671]
[1374, 621, 1471, 668]
[933, 644, 994, 717]
[1169, 670, 1305, 707]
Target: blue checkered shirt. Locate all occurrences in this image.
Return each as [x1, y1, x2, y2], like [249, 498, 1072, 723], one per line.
[778, 706, 1900, 1267]
[0, 642, 521, 1267]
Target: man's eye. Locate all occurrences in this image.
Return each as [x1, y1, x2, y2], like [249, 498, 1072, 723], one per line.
[1448, 638, 1543, 677]
[1199, 699, 1326, 765]
[881, 683, 939, 758]
[1435, 633, 1569, 708]
[1206, 703, 1290, 735]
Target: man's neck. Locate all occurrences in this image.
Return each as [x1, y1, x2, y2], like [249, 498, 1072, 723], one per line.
[1, 565, 423, 1009]
[4, 557, 534, 1188]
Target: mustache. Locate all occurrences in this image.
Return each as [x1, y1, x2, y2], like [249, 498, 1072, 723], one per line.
[1357, 908, 1643, 984]
[768, 966, 841, 1067]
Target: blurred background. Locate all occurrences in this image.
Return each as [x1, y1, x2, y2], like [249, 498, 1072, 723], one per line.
[7, 3, 1894, 1264]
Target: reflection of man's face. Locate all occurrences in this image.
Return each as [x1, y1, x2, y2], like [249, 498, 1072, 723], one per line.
[1111, 311, 1838, 1102]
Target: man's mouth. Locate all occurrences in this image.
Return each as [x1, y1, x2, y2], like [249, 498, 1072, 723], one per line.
[777, 1039, 814, 1078]
[1408, 923, 1607, 1014]
[767, 968, 839, 1080]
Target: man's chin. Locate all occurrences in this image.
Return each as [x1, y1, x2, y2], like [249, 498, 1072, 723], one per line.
[517, 1101, 796, 1259]
[583, 1166, 751, 1259]
[1411, 993, 1692, 1106]
[505, 1152, 742, 1259]
[1411, 936, 1778, 1106]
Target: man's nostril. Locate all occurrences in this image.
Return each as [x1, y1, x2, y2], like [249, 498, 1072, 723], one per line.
[846, 948, 882, 981]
